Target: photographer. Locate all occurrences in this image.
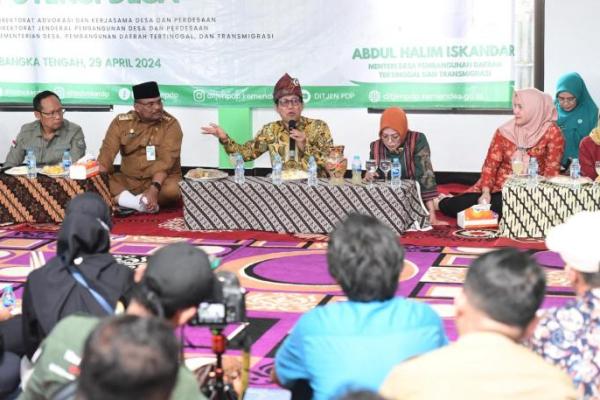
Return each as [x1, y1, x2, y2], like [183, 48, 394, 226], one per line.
[20, 242, 216, 400]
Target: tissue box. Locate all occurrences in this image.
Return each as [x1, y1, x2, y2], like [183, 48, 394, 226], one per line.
[457, 205, 499, 229]
[69, 160, 100, 180]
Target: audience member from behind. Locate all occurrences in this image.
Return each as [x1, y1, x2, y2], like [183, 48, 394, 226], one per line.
[579, 119, 600, 181]
[436, 88, 564, 218]
[528, 211, 600, 399]
[380, 248, 577, 400]
[21, 242, 213, 400]
[555, 72, 598, 168]
[75, 315, 179, 400]
[21, 193, 133, 359]
[97, 81, 183, 213]
[365, 107, 446, 226]
[273, 213, 448, 400]
[4, 90, 86, 168]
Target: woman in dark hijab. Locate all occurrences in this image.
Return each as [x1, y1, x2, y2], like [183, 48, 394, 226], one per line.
[21, 193, 133, 359]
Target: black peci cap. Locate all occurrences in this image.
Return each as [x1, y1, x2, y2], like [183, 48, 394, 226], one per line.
[132, 81, 160, 100]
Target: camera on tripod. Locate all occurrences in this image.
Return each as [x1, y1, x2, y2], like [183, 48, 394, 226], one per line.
[189, 271, 246, 326]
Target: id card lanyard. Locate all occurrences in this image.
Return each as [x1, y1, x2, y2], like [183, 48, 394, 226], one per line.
[146, 135, 156, 161]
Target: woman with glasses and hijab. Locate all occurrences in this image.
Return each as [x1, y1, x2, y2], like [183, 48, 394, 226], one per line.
[436, 88, 564, 219]
[365, 107, 446, 225]
[20, 193, 134, 359]
[555, 72, 598, 169]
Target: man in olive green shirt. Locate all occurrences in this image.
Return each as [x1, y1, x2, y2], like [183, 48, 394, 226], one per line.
[4, 91, 86, 168]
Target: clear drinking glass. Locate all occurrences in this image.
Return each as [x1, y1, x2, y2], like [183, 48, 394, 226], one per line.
[365, 159, 377, 189]
[511, 155, 524, 177]
[379, 159, 392, 183]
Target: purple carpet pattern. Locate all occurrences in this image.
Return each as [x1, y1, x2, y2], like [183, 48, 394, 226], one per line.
[0, 228, 575, 389]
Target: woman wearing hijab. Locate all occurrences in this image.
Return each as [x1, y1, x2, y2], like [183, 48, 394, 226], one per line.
[21, 193, 134, 359]
[366, 107, 446, 225]
[437, 88, 564, 218]
[555, 72, 598, 168]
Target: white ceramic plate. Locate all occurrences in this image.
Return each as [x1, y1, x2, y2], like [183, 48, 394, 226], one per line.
[38, 171, 68, 178]
[281, 169, 309, 181]
[547, 175, 592, 186]
[185, 168, 228, 182]
[4, 166, 30, 176]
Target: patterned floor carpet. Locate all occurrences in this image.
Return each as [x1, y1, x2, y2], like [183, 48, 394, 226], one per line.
[0, 226, 574, 396]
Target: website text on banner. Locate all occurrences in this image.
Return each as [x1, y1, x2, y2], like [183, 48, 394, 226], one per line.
[0, 0, 517, 109]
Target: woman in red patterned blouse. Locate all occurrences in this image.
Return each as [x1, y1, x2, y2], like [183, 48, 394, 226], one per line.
[437, 88, 565, 218]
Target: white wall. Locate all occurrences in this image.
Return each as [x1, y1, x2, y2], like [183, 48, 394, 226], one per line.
[0, 106, 506, 172]
[545, 0, 600, 102]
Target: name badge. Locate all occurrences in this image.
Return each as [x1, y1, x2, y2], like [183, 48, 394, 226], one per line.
[146, 145, 156, 161]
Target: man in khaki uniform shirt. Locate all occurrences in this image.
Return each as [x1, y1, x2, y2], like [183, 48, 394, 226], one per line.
[97, 81, 182, 213]
[4, 90, 86, 167]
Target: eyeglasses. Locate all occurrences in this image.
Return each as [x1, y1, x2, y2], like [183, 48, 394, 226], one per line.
[136, 98, 163, 108]
[278, 98, 301, 107]
[381, 134, 401, 142]
[39, 109, 65, 118]
[557, 96, 576, 104]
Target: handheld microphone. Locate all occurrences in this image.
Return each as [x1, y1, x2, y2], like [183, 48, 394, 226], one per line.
[288, 120, 297, 156]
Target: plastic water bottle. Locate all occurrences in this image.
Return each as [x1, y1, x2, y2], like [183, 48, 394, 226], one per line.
[390, 157, 401, 189]
[307, 155, 318, 187]
[527, 157, 538, 187]
[570, 158, 581, 189]
[234, 154, 245, 184]
[62, 149, 72, 174]
[26, 149, 37, 179]
[1, 285, 16, 309]
[351, 155, 362, 185]
[272, 154, 283, 186]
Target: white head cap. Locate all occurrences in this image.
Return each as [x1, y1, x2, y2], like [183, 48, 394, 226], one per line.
[545, 211, 600, 273]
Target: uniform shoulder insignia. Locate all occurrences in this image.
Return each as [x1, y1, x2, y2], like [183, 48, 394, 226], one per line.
[118, 113, 133, 121]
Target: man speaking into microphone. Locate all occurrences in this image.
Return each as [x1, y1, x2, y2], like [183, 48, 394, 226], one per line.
[201, 73, 333, 175]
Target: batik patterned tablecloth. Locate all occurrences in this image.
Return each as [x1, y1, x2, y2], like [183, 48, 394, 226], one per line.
[0, 173, 112, 224]
[500, 178, 600, 238]
[180, 177, 431, 234]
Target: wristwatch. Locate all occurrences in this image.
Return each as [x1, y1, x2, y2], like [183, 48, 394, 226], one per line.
[151, 181, 162, 191]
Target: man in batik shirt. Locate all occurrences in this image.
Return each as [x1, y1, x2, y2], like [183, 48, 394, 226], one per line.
[528, 211, 600, 399]
[201, 73, 333, 175]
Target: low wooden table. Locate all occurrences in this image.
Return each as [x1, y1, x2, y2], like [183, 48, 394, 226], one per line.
[500, 178, 600, 238]
[180, 176, 431, 234]
[0, 173, 112, 224]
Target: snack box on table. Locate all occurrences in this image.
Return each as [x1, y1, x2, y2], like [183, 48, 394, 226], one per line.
[457, 204, 498, 229]
[69, 160, 100, 180]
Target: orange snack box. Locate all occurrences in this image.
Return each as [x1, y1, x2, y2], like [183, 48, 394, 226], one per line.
[457, 205, 499, 229]
[69, 160, 100, 180]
